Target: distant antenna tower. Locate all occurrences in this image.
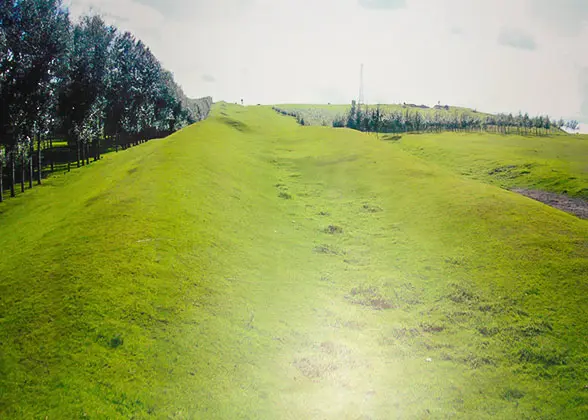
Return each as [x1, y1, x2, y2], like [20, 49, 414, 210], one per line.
[358, 64, 365, 108]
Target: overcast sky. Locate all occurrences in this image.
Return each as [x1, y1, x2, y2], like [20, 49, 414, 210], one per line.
[66, 0, 588, 127]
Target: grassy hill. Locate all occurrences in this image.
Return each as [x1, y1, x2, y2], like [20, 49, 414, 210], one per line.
[0, 103, 586, 418]
[390, 131, 588, 199]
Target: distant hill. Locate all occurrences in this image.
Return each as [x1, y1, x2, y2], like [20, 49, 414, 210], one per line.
[274, 103, 568, 136]
[274, 103, 489, 126]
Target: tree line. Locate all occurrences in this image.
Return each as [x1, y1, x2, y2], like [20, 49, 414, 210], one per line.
[332, 101, 579, 136]
[272, 107, 308, 126]
[0, 0, 210, 202]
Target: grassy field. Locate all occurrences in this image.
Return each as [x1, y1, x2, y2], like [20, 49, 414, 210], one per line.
[389, 132, 588, 199]
[0, 103, 586, 418]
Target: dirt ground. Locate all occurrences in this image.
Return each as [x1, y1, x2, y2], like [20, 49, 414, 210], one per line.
[511, 188, 588, 219]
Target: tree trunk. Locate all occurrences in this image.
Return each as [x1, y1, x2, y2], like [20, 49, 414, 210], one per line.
[0, 158, 3, 203]
[50, 138, 54, 172]
[10, 149, 15, 198]
[81, 142, 86, 166]
[28, 141, 33, 189]
[76, 138, 81, 167]
[67, 146, 71, 172]
[86, 142, 90, 165]
[20, 153, 25, 193]
[37, 134, 42, 185]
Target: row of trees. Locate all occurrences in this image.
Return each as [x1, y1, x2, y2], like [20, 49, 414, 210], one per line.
[272, 107, 307, 126]
[332, 101, 579, 136]
[1, 0, 209, 202]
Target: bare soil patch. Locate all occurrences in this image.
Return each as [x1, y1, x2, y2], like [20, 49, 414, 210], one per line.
[292, 342, 352, 380]
[323, 225, 343, 235]
[511, 188, 588, 219]
[346, 286, 394, 310]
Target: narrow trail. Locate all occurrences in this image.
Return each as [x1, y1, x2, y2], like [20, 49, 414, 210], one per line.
[172, 106, 430, 418]
[263, 136, 395, 419]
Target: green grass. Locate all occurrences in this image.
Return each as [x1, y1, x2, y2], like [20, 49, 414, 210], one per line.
[0, 103, 586, 418]
[390, 131, 588, 199]
[29, 139, 68, 151]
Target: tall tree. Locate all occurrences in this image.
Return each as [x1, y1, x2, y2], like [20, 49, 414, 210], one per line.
[565, 120, 579, 131]
[346, 100, 357, 129]
[57, 14, 114, 168]
[0, 146, 5, 202]
[0, 3, 198, 203]
[104, 31, 137, 150]
[0, 0, 69, 196]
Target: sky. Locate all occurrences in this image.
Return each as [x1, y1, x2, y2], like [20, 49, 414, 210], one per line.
[66, 0, 588, 129]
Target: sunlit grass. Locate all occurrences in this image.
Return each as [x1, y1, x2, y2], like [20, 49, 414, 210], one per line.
[392, 131, 588, 198]
[0, 103, 586, 418]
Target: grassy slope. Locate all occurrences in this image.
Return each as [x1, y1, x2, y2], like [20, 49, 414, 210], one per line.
[0, 104, 586, 419]
[390, 132, 588, 199]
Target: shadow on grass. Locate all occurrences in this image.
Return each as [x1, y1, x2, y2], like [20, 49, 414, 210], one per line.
[381, 135, 402, 142]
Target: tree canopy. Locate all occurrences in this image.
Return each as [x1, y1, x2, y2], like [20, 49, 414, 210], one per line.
[0, 0, 210, 201]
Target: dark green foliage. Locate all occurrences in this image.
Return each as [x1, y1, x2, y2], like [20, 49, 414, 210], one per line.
[0, 0, 206, 200]
[347, 100, 358, 129]
[272, 106, 300, 121]
[109, 335, 124, 349]
[519, 346, 568, 367]
[501, 388, 526, 401]
[0, 0, 69, 147]
[271, 107, 310, 127]
[0, 0, 69, 194]
[102, 32, 194, 142]
[332, 116, 346, 128]
[57, 14, 114, 166]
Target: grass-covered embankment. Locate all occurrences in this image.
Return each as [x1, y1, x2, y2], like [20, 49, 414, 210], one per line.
[390, 131, 588, 199]
[0, 103, 586, 418]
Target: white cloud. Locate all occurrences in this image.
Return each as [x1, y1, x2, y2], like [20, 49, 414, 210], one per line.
[528, 0, 588, 36]
[498, 27, 537, 50]
[202, 74, 216, 83]
[358, 0, 407, 10]
[579, 67, 588, 121]
[67, 0, 588, 125]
